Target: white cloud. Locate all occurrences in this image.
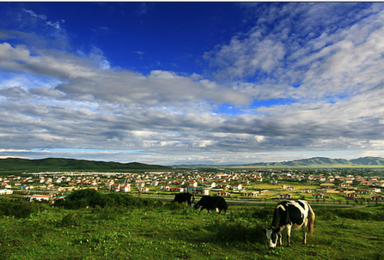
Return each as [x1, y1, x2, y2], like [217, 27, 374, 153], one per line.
[0, 42, 98, 79]
[45, 21, 62, 30]
[90, 46, 111, 70]
[207, 3, 384, 104]
[22, 8, 47, 20]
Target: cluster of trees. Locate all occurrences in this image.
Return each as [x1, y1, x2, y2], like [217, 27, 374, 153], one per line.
[0, 200, 39, 218]
[54, 189, 164, 209]
[0, 190, 170, 218]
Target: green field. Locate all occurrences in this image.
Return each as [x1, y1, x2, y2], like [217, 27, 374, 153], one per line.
[1, 192, 384, 260]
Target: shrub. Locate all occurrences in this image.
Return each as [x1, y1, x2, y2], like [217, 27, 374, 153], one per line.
[230, 207, 272, 222]
[104, 193, 153, 208]
[0, 200, 39, 218]
[59, 212, 82, 227]
[58, 189, 165, 210]
[315, 208, 384, 221]
[315, 208, 338, 220]
[91, 205, 128, 220]
[210, 219, 265, 244]
[67, 189, 105, 208]
[164, 201, 184, 210]
[58, 189, 107, 209]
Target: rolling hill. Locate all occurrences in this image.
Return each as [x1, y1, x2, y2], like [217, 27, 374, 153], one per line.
[349, 157, 384, 165]
[1, 156, 384, 173]
[0, 157, 171, 173]
[250, 156, 384, 167]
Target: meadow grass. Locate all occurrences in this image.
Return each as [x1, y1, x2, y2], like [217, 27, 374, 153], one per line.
[1, 201, 384, 260]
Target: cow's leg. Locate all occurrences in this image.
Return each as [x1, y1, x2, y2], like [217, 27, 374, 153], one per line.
[278, 232, 283, 247]
[286, 225, 292, 247]
[302, 221, 308, 245]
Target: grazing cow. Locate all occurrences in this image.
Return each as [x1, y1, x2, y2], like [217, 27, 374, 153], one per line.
[173, 193, 195, 206]
[193, 196, 228, 214]
[263, 200, 315, 249]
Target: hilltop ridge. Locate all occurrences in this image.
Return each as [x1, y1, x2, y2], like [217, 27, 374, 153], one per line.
[1, 156, 384, 172]
[0, 157, 170, 173]
[249, 156, 384, 167]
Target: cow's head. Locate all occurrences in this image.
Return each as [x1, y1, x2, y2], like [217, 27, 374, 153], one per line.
[262, 227, 281, 249]
[193, 203, 200, 210]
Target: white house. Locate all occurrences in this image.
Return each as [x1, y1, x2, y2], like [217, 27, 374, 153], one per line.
[345, 192, 358, 199]
[120, 185, 131, 193]
[188, 181, 198, 187]
[279, 193, 294, 199]
[187, 188, 209, 196]
[1, 183, 11, 189]
[230, 183, 242, 191]
[160, 185, 170, 191]
[217, 191, 231, 197]
[0, 189, 13, 195]
[370, 195, 384, 201]
[28, 194, 50, 202]
[169, 187, 184, 193]
[312, 193, 324, 199]
[244, 192, 258, 197]
[202, 182, 216, 188]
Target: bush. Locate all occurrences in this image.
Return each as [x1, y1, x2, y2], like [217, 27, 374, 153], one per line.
[315, 208, 338, 220]
[164, 201, 184, 210]
[58, 189, 164, 210]
[59, 212, 82, 227]
[0, 200, 39, 218]
[315, 208, 384, 221]
[58, 189, 107, 209]
[231, 207, 272, 222]
[104, 193, 159, 208]
[91, 205, 128, 220]
[209, 219, 265, 244]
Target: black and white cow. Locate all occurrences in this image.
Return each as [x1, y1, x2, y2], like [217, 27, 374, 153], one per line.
[263, 200, 315, 249]
[173, 193, 195, 206]
[193, 196, 228, 214]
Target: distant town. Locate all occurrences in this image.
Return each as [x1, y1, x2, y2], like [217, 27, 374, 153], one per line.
[1, 167, 384, 204]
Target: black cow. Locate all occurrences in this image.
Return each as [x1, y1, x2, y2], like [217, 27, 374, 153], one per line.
[193, 196, 228, 214]
[263, 200, 315, 249]
[173, 193, 195, 206]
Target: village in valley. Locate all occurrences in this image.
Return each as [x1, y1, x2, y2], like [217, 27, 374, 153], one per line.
[1, 167, 384, 205]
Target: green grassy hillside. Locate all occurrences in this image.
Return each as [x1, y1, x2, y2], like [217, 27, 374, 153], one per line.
[350, 156, 384, 165]
[0, 195, 383, 260]
[251, 156, 384, 167]
[0, 157, 170, 173]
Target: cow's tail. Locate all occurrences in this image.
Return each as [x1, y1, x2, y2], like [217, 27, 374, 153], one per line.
[192, 194, 195, 204]
[307, 202, 315, 235]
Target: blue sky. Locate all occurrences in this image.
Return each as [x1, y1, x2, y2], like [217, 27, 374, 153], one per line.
[1, 2, 384, 165]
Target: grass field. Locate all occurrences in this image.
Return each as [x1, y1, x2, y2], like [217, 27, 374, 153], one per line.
[1, 197, 384, 260]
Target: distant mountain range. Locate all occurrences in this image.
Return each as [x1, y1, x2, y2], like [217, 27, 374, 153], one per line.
[0, 157, 170, 173]
[1, 156, 384, 173]
[249, 156, 384, 167]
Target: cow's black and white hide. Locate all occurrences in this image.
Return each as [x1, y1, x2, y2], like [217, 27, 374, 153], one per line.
[263, 200, 315, 249]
